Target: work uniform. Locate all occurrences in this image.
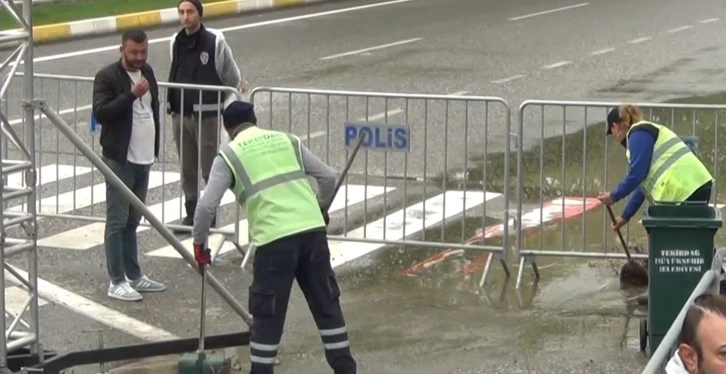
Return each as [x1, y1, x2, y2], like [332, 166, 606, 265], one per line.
[625, 121, 713, 203]
[168, 24, 241, 230]
[217, 125, 357, 374]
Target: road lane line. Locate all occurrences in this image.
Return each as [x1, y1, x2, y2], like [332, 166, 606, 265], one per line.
[5, 164, 93, 188]
[38, 190, 238, 251]
[5, 265, 178, 342]
[700, 18, 719, 24]
[667, 25, 693, 33]
[508, 3, 589, 21]
[11, 170, 179, 217]
[543, 61, 571, 69]
[16, 0, 412, 65]
[491, 74, 527, 84]
[361, 91, 469, 123]
[628, 37, 652, 44]
[363, 109, 404, 122]
[320, 38, 422, 60]
[145, 184, 393, 259]
[590, 48, 615, 56]
[5, 286, 48, 317]
[329, 191, 502, 268]
[7, 104, 93, 126]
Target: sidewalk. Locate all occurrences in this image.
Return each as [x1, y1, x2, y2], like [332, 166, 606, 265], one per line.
[4, 0, 328, 44]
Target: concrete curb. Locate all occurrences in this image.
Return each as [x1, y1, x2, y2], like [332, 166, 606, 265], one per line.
[5, 0, 325, 44]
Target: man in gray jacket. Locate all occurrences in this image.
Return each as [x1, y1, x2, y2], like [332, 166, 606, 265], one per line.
[168, 0, 242, 234]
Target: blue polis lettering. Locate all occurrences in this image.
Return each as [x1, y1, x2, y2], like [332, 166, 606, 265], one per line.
[345, 125, 408, 150]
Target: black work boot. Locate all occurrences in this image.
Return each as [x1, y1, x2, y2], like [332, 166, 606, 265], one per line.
[173, 200, 196, 235]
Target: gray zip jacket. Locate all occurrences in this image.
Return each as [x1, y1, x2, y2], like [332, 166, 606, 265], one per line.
[192, 140, 338, 245]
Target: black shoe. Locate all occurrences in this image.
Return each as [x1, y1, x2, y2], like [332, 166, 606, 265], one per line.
[173, 200, 197, 235]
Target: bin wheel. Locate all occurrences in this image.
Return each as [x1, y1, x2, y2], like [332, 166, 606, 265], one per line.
[639, 319, 648, 353]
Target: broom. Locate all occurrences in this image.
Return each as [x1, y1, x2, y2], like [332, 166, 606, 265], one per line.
[606, 205, 649, 286]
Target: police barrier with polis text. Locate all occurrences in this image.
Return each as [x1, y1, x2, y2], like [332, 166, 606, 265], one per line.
[191, 101, 357, 374]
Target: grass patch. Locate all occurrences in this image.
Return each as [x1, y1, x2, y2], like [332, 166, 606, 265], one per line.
[0, 0, 230, 30]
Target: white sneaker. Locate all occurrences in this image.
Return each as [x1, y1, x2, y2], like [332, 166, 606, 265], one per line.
[108, 281, 143, 302]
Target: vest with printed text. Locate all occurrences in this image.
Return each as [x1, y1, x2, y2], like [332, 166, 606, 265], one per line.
[219, 126, 325, 247]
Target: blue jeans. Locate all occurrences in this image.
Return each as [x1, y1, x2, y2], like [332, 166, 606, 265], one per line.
[102, 157, 150, 285]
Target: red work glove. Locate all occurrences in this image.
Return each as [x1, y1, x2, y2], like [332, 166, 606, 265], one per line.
[194, 243, 211, 266]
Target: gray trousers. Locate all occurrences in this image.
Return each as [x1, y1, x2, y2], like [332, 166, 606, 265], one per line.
[171, 114, 222, 202]
[103, 157, 149, 285]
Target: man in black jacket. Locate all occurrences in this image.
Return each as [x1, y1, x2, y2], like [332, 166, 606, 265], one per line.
[92, 29, 166, 302]
[168, 0, 242, 234]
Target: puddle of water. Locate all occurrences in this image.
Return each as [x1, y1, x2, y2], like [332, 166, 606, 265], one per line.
[440, 92, 726, 255]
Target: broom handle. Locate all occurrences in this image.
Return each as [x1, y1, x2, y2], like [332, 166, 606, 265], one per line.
[323, 134, 366, 214]
[606, 205, 633, 262]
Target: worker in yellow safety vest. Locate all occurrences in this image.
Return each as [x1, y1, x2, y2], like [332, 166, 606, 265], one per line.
[191, 101, 357, 374]
[597, 104, 714, 231]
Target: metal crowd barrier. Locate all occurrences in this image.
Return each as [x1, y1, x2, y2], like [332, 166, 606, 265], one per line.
[514, 100, 726, 288]
[249, 86, 513, 285]
[640, 248, 726, 374]
[8, 72, 246, 262]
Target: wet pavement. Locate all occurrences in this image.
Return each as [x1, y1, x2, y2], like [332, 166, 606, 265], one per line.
[2, 0, 726, 372]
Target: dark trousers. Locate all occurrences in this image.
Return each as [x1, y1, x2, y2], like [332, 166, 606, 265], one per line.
[248, 230, 357, 374]
[686, 180, 713, 202]
[102, 157, 150, 285]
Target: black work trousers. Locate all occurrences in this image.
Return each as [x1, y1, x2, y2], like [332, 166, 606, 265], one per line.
[248, 229, 357, 374]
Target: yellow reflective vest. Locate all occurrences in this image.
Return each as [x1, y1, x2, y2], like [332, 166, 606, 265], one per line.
[219, 126, 325, 247]
[625, 121, 712, 203]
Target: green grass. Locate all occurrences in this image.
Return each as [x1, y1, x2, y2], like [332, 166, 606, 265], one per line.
[0, 0, 229, 30]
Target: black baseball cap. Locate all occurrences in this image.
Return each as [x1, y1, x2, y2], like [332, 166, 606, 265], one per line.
[606, 107, 620, 135]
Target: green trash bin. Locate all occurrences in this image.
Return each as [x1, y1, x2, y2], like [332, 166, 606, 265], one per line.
[641, 202, 722, 356]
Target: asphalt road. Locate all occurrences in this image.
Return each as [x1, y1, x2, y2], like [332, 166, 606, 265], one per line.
[2, 0, 726, 372]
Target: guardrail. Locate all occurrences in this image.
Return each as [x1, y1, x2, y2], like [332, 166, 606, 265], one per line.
[640, 248, 726, 374]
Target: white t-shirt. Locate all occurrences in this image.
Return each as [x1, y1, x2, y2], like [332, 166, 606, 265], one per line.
[126, 70, 156, 165]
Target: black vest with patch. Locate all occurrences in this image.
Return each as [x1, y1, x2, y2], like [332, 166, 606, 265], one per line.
[168, 26, 225, 118]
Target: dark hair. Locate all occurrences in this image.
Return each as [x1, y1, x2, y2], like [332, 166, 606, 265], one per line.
[680, 293, 726, 355]
[121, 29, 148, 44]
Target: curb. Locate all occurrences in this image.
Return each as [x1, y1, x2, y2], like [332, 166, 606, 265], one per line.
[5, 0, 324, 44]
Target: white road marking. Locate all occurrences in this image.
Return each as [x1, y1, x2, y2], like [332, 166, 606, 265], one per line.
[667, 25, 693, 33]
[361, 91, 469, 123]
[363, 109, 404, 122]
[38, 190, 237, 251]
[491, 74, 527, 84]
[590, 48, 615, 56]
[10, 170, 179, 216]
[5, 265, 178, 342]
[7, 104, 93, 126]
[543, 61, 571, 69]
[16, 0, 412, 65]
[329, 191, 502, 268]
[5, 286, 48, 317]
[320, 38, 422, 60]
[700, 18, 719, 24]
[5, 164, 92, 188]
[145, 184, 393, 259]
[628, 37, 652, 44]
[508, 3, 589, 21]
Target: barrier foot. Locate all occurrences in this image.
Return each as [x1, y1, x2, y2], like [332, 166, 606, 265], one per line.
[500, 257, 511, 278]
[477, 253, 495, 288]
[209, 238, 227, 265]
[240, 244, 255, 270]
[515, 257, 526, 289]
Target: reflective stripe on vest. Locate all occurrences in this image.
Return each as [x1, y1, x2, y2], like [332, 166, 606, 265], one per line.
[626, 121, 712, 202]
[640, 136, 692, 193]
[219, 126, 325, 246]
[220, 133, 307, 205]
